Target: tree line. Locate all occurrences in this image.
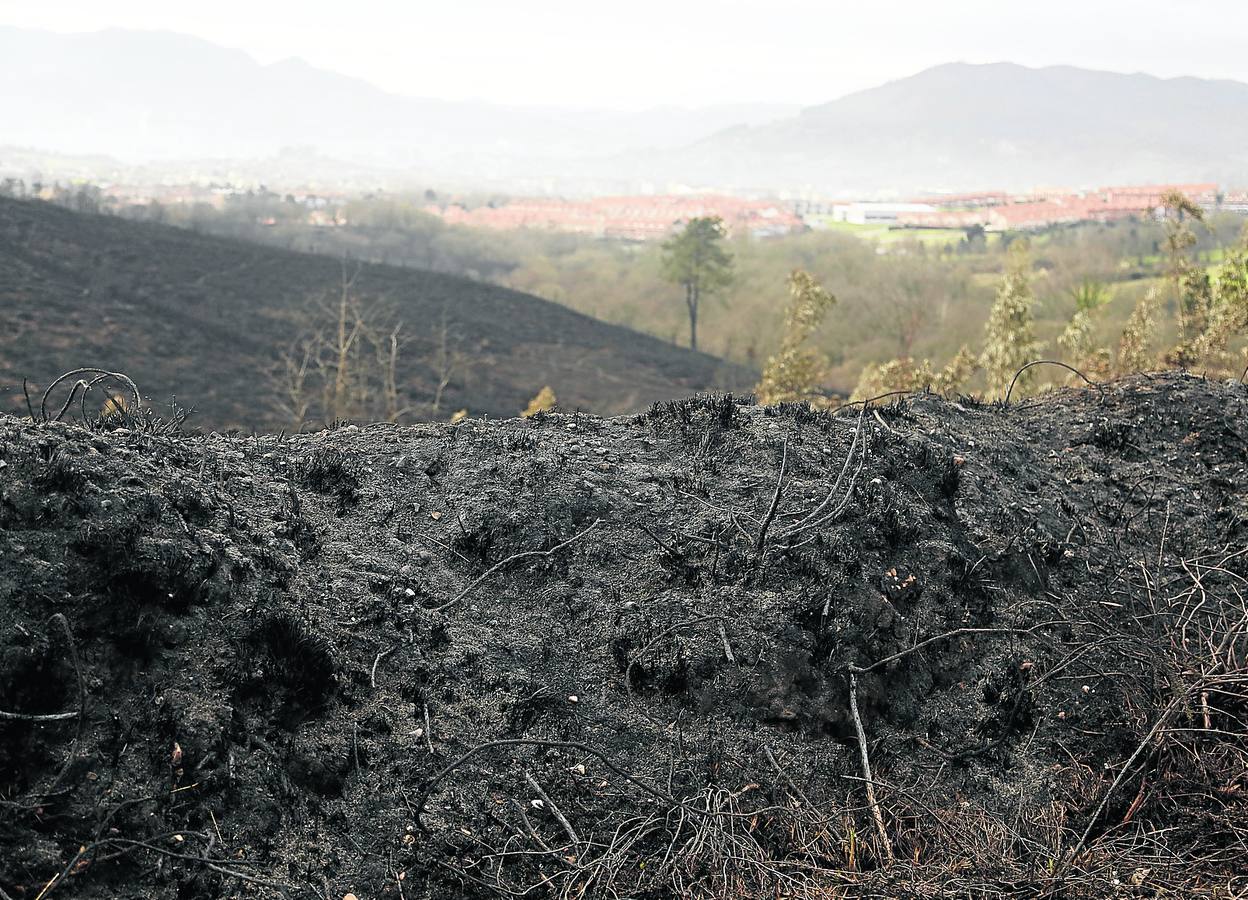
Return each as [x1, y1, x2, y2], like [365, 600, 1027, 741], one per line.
[664, 201, 1247, 406]
[6, 181, 1247, 416]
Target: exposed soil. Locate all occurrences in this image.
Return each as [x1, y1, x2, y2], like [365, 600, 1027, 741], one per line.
[1, 374, 1246, 898]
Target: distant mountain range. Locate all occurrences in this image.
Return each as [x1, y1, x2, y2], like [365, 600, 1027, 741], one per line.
[664, 62, 1248, 193]
[0, 27, 794, 182]
[3, 27, 1248, 194]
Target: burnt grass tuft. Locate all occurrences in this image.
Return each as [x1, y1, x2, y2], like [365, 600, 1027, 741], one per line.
[239, 611, 338, 709]
[34, 447, 88, 493]
[294, 447, 361, 509]
[1, 374, 1247, 898]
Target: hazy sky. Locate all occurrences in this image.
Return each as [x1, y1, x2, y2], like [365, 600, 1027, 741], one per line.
[3, 0, 1247, 109]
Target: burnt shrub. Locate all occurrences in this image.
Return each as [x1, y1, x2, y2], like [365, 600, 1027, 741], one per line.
[294, 448, 360, 510]
[647, 393, 740, 451]
[234, 611, 338, 714]
[34, 448, 88, 493]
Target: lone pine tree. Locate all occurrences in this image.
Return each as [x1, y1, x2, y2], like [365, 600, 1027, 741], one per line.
[661, 216, 734, 352]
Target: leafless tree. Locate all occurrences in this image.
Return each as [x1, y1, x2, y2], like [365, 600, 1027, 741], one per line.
[275, 333, 320, 430]
[429, 305, 465, 417]
[881, 257, 936, 358]
[272, 262, 471, 430]
[370, 320, 410, 424]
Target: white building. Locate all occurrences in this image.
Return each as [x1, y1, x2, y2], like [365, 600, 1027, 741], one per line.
[829, 202, 936, 225]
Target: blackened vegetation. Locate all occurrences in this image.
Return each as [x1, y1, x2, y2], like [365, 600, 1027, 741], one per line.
[234, 612, 338, 715]
[764, 399, 838, 428]
[93, 397, 197, 436]
[276, 487, 322, 560]
[1, 375, 1247, 899]
[163, 479, 215, 526]
[294, 447, 360, 511]
[34, 447, 89, 494]
[646, 392, 742, 454]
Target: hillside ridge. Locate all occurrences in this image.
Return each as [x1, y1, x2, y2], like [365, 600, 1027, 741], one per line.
[669, 61, 1248, 192]
[0, 196, 751, 429]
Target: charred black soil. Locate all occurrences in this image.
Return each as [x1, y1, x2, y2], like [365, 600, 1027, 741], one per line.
[1, 374, 1246, 898]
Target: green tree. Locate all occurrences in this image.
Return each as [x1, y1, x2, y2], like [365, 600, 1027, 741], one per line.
[522, 385, 557, 417]
[1192, 225, 1248, 370]
[1118, 288, 1161, 375]
[1159, 191, 1213, 365]
[660, 217, 734, 351]
[755, 271, 836, 405]
[1058, 279, 1111, 377]
[850, 345, 979, 401]
[981, 241, 1043, 398]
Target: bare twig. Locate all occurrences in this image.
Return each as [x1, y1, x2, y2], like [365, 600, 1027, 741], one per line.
[761, 745, 817, 813]
[524, 771, 583, 856]
[415, 738, 677, 831]
[414, 532, 472, 565]
[1067, 613, 1247, 863]
[717, 620, 736, 664]
[872, 408, 896, 434]
[21, 376, 35, 421]
[751, 436, 788, 565]
[848, 624, 1058, 675]
[78, 373, 126, 422]
[848, 673, 894, 863]
[33, 830, 300, 899]
[1005, 360, 1103, 404]
[430, 520, 600, 613]
[635, 521, 684, 562]
[370, 646, 395, 689]
[835, 388, 923, 411]
[779, 403, 869, 542]
[352, 722, 361, 772]
[48, 380, 87, 425]
[1067, 692, 1185, 864]
[38, 614, 87, 799]
[510, 799, 555, 854]
[0, 706, 78, 723]
[103, 837, 299, 893]
[841, 773, 977, 861]
[38, 368, 141, 422]
[0, 615, 85, 734]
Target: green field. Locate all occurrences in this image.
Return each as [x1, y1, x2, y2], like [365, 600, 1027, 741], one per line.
[807, 217, 992, 247]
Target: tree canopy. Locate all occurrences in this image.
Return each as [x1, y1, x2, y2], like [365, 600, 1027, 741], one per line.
[660, 216, 734, 351]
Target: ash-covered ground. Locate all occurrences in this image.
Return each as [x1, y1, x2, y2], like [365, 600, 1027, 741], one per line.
[2, 374, 1246, 898]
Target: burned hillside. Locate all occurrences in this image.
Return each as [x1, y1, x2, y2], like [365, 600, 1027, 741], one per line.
[1, 373, 1246, 898]
[0, 196, 751, 430]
